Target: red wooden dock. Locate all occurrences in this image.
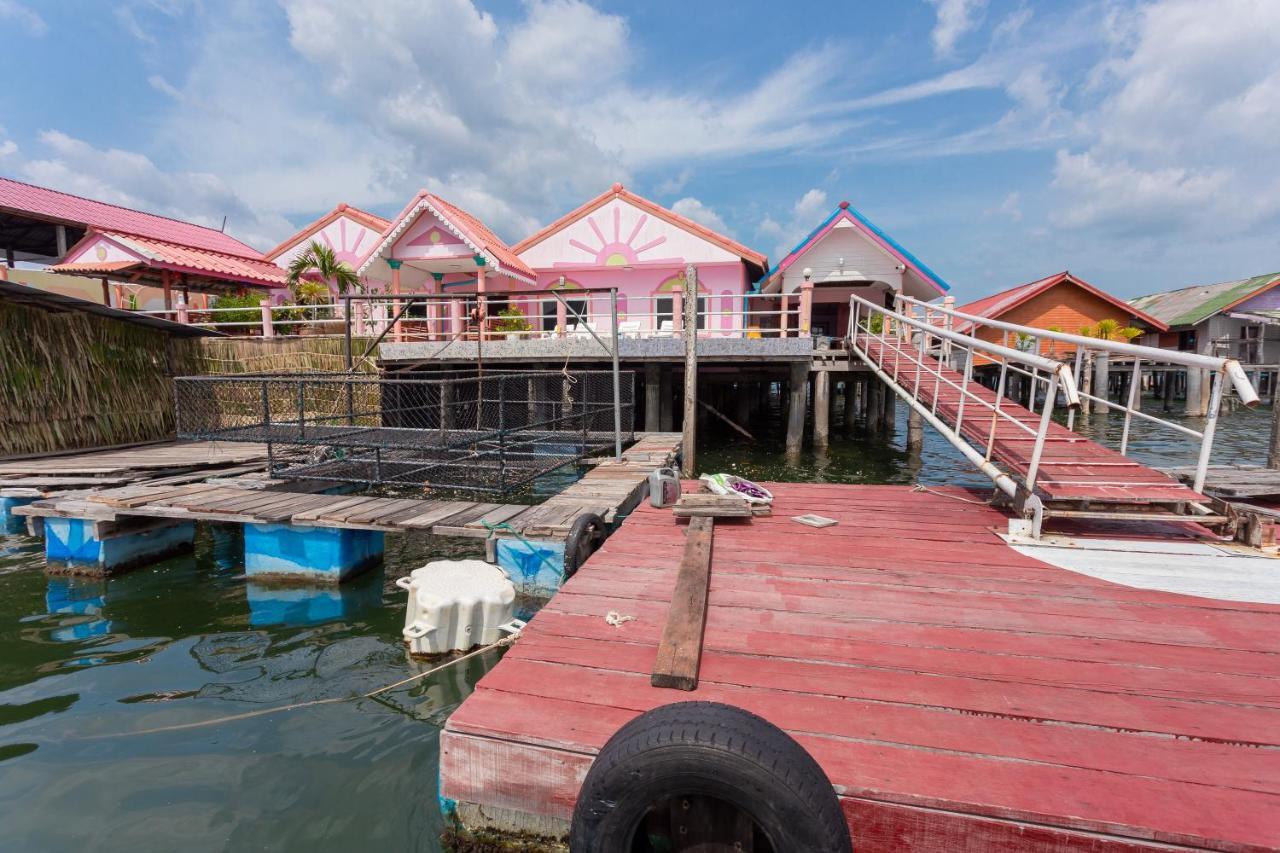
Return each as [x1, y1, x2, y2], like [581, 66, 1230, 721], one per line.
[441, 483, 1280, 851]
[858, 334, 1206, 506]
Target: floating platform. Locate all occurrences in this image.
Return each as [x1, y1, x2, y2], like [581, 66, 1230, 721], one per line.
[441, 482, 1280, 851]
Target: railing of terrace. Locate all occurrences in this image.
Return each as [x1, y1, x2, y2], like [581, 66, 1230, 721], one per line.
[886, 293, 1259, 496]
[128, 290, 816, 341]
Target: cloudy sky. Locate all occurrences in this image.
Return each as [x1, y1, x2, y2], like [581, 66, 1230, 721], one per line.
[2, 0, 1277, 299]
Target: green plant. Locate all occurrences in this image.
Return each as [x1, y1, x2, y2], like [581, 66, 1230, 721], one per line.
[286, 240, 360, 296]
[1119, 326, 1144, 341]
[1077, 324, 1095, 338]
[1094, 318, 1120, 341]
[861, 313, 884, 334]
[211, 292, 264, 327]
[492, 304, 533, 333]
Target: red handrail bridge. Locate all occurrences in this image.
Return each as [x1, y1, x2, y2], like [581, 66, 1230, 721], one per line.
[849, 293, 1260, 536]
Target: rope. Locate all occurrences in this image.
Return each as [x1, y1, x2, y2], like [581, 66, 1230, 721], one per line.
[86, 631, 521, 739]
[911, 484, 993, 505]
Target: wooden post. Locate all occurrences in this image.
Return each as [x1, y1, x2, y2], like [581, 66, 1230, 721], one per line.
[785, 361, 807, 455]
[388, 260, 403, 343]
[907, 407, 924, 452]
[883, 383, 897, 434]
[843, 379, 857, 430]
[867, 380, 883, 431]
[476, 264, 487, 343]
[735, 381, 751, 429]
[100, 277, 111, 306]
[161, 270, 173, 312]
[681, 264, 698, 477]
[1095, 352, 1110, 411]
[813, 369, 830, 450]
[645, 362, 661, 432]
[259, 299, 274, 338]
[799, 280, 814, 336]
[659, 366, 674, 432]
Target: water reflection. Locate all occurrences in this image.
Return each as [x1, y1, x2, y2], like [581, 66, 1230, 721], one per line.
[44, 577, 112, 643]
[245, 569, 385, 628]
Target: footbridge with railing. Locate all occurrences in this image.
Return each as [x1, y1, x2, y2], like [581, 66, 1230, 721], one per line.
[849, 293, 1260, 536]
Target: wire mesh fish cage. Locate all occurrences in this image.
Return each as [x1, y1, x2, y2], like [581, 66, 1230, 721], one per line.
[175, 369, 634, 494]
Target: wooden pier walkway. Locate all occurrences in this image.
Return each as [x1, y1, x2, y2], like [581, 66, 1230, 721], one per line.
[858, 334, 1206, 507]
[16, 433, 682, 541]
[441, 482, 1280, 851]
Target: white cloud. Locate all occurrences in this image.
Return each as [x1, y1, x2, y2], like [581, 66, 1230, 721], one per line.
[0, 139, 17, 159]
[758, 188, 830, 258]
[17, 131, 293, 249]
[147, 75, 183, 100]
[671, 197, 729, 236]
[0, 0, 46, 35]
[654, 168, 693, 197]
[985, 191, 1022, 223]
[926, 0, 987, 58]
[1050, 0, 1280, 239]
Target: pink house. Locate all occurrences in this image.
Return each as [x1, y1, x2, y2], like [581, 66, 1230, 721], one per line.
[512, 183, 768, 336]
[265, 203, 392, 302]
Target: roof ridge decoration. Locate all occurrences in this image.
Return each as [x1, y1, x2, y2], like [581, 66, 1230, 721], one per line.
[512, 182, 768, 271]
[760, 200, 950, 294]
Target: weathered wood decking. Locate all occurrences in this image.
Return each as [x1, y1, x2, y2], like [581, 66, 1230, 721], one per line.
[441, 482, 1280, 851]
[15, 434, 682, 541]
[858, 335, 1206, 506]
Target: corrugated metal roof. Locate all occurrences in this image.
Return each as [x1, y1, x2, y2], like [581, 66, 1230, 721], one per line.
[1129, 272, 1280, 328]
[0, 176, 263, 259]
[954, 271, 1167, 332]
[52, 230, 288, 287]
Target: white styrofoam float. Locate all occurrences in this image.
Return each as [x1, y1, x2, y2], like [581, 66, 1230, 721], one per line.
[396, 560, 520, 655]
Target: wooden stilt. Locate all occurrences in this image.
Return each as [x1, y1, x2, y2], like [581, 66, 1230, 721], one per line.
[785, 361, 807, 455]
[813, 370, 830, 450]
[645, 363, 661, 433]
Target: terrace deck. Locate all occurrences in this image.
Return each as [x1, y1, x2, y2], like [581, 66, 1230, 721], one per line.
[441, 482, 1280, 852]
[858, 335, 1207, 506]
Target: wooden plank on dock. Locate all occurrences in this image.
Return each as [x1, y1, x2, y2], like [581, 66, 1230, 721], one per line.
[651, 516, 714, 691]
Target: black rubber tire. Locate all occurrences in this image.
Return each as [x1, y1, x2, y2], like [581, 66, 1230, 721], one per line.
[569, 701, 852, 853]
[562, 512, 606, 580]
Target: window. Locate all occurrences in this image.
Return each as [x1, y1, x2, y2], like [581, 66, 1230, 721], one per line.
[540, 297, 589, 330]
[653, 296, 706, 329]
[541, 300, 558, 332]
[1178, 330, 1197, 351]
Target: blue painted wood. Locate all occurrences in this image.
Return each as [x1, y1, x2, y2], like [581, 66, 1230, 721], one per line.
[245, 577, 383, 626]
[45, 577, 112, 642]
[496, 537, 566, 597]
[44, 517, 195, 575]
[1, 496, 35, 533]
[243, 523, 384, 582]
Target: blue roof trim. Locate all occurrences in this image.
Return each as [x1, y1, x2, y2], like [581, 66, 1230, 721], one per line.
[757, 204, 951, 294]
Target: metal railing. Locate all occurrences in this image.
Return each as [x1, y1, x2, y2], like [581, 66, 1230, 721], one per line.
[890, 294, 1259, 495]
[848, 294, 1080, 532]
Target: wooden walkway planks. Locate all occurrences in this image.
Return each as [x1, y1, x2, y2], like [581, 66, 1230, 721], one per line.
[441, 482, 1280, 852]
[856, 336, 1206, 506]
[17, 433, 684, 542]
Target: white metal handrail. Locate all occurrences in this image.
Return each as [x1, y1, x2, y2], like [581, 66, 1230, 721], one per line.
[848, 294, 1084, 534]
[892, 293, 1259, 494]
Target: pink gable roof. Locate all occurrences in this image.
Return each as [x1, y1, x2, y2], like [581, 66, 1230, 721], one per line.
[0, 176, 263, 259]
[358, 191, 535, 282]
[52, 229, 287, 287]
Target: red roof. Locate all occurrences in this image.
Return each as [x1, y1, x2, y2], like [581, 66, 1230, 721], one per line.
[512, 183, 768, 273]
[361, 191, 536, 282]
[263, 202, 391, 261]
[954, 272, 1168, 332]
[0, 176, 263, 259]
[52, 230, 287, 287]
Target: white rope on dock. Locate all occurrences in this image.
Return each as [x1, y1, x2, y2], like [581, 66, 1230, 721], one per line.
[910, 484, 993, 505]
[86, 631, 521, 739]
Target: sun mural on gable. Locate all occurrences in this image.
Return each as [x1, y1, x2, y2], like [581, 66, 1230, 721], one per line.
[561, 205, 684, 268]
[319, 217, 379, 267]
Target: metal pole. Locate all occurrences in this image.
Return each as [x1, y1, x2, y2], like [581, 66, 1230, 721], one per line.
[681, 264, 698, 477]
[1193, 371, 1225, 493]
[1025, 372, 1060, 491]
[610, 288, 622, 459]
[1120, 357, 1142, 455]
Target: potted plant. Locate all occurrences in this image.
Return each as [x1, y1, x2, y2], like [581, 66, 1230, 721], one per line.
[493, 305, 533, 341]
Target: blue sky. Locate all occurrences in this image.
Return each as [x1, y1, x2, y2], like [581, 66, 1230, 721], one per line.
[2, 0, 1278, 300]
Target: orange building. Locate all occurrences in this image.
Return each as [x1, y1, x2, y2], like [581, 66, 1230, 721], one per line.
[954, 271, 1167, 361]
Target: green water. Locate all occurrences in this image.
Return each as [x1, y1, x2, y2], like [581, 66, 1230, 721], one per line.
[0, 392, 1268, 852]
[0, 527, 490, 852]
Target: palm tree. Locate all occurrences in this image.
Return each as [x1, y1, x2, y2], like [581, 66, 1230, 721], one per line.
[286, 240, 360, 300]
[1094, 318, 1120, 341]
